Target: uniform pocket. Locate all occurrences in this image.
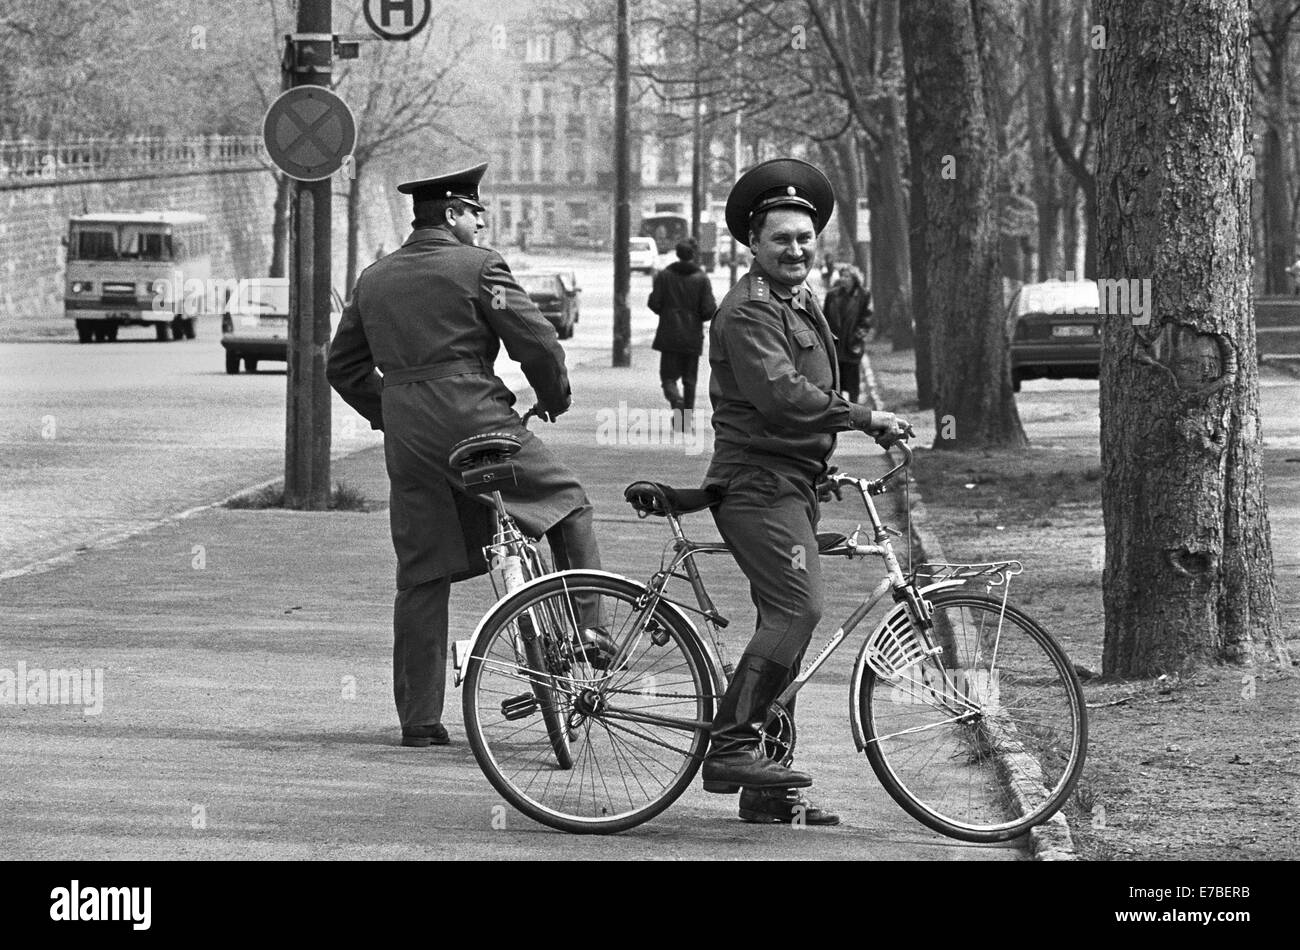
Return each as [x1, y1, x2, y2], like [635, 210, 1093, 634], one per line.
[793, 328, 818, 349]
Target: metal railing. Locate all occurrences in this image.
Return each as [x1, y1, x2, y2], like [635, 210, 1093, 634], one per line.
[0, 135, 268, 186]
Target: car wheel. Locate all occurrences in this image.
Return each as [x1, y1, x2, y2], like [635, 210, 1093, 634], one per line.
[245, 357, 258, 373]
[93, 323, 109, 343]
[75, 320, 93, 344]
[106, 323, 118, 342]
[1011, 369, 1022, 393]
[226, 351, 241, 374]
[155, 323, 171, 342]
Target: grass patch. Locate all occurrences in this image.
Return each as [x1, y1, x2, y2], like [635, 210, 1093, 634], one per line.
[224, 481, 370, 511]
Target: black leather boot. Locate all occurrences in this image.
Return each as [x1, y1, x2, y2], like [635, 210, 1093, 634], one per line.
[738, 787, 840, 825]
[702, 654, 812, 793]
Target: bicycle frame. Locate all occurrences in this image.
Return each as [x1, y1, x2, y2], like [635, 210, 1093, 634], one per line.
[636, 449, 941, 713]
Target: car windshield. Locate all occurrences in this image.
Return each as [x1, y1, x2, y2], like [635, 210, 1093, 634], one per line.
[517, 274, 560, 296]
[68, 225, 173, 261]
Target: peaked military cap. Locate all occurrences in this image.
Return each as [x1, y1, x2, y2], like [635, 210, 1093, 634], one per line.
[725, 157, 835, 244]
[398, 161, 488, 212]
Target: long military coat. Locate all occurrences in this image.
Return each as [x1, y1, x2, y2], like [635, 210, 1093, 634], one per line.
[327, 228, 590, 590]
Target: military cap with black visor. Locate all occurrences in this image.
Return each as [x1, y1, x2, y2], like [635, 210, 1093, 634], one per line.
[724, 157, 835, 245]
[398, 161, 488, 214]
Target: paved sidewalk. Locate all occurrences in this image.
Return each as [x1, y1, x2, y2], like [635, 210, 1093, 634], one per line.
[0, 342, 1022, 860]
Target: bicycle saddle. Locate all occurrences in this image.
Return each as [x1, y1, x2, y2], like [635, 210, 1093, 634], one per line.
[624, 481, 721, 518]
[448, 432, 522, 471]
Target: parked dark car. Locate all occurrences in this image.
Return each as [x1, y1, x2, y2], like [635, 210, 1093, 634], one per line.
[516, 269, 579, 340]
[1007, 280, 1100, 391]
[221, 278, 343, 374]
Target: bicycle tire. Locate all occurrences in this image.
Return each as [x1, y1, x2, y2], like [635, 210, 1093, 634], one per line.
[857, 591, 1087, 842]
[463, 571, 716, 834]
[518, 609, 574, 770]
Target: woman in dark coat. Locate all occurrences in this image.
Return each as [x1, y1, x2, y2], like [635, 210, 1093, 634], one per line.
[821, 265, 872, 403]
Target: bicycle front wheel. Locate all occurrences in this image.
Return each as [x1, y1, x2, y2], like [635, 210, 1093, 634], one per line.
[463, 572, 716, 834]
[858, 591, 1087, 842]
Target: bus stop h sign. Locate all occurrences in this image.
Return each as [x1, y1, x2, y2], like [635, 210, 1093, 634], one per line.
[262, 87, 357, 182]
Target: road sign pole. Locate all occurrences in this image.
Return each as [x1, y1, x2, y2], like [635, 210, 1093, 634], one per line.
[284, 0, 333, 510]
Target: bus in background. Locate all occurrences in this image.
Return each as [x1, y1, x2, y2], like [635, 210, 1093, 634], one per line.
[64, 211, 211, 343]
[638, 211, 717, 272]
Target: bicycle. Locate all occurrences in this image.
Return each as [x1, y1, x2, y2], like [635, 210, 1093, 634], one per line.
[447, 407, 613, 771]
[456, 431, 1088, 839]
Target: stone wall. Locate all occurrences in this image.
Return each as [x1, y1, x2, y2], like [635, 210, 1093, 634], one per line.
[0, 169, 405, 338]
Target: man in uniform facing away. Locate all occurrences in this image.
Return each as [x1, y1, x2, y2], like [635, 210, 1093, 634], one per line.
[701, 158, 905, 823]
[327, 162, 609, 747]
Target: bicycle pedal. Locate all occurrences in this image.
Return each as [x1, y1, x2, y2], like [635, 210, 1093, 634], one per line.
[500, 692, 539, 721]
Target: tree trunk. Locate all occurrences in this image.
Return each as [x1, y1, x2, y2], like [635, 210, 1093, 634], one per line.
[901, 0, 1026, 448]
[346, 158, 364, 292]
[1259, 4, 1295, 294]
[1096, 0, 1287, 676]
[877, 0, 914, 351]
[901, 2, 933, 408]
[1028, 0, 1062, 280]
[270, 171, 291, 279]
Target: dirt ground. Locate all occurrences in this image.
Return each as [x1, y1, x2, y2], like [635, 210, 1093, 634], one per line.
[906, 444, 1300, 861]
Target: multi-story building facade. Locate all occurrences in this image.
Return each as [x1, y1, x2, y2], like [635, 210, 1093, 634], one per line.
[482, 20, 700, 250]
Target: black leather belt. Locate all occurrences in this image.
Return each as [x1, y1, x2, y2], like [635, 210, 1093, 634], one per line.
[382, 359, 489, 387]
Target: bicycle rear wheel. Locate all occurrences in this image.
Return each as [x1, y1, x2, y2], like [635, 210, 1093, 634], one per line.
[858, 591, 1087, 842]
[463, 572, 715, 834]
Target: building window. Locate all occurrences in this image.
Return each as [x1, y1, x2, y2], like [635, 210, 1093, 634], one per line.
[659, 137, 679, 184]
[525, 32, 553, 63]
[566, 139, 584, 183]
[539, 84, 552, 115]
[539, 139, 555, 182]
[543, 200, 556, 233]
[571, 85, 583, 110]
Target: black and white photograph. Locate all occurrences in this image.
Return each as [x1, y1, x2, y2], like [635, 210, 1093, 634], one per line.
[0, 0, 1293, 924]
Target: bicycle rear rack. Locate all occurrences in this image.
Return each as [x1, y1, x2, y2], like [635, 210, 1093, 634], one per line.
[909, 560, 1023, 589]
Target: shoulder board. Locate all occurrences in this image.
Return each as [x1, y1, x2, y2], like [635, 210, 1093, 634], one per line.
[749, 275, 770, 301]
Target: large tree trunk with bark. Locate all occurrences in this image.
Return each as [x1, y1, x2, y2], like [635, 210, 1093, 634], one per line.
[901, 0, 1026, 448]
[1095, 0, 1288, 676]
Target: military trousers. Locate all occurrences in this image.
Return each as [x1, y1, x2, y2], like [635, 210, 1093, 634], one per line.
[707, 465, 824, 670]
[392, 505, 601, 728]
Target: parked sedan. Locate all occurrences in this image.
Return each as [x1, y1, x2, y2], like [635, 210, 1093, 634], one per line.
[1007, 279, 1100, 391]
[628, 237, 658, 274]
[221, 278, 343, 374]
[516, 269, 579, 340]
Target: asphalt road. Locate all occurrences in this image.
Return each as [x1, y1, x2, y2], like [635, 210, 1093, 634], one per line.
[0, 252, 726, 579]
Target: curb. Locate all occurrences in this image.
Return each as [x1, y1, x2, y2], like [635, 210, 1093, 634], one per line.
[863, 350, 1079, 861]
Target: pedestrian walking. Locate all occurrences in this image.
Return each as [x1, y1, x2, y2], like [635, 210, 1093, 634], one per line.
[700, 158, 904, 824]
[647, 240, 717, 430]
[327, 162, 612, 748]
[822, 265, 872, 403]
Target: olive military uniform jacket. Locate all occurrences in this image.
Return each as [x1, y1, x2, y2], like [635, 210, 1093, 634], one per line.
[647, 260, 717, 355]
[705, 269, 874, 483]
[327, 228, 588, 589]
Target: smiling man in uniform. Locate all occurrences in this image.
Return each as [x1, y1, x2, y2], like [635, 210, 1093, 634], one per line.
[701, 158, 904, 824]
